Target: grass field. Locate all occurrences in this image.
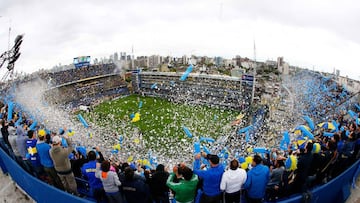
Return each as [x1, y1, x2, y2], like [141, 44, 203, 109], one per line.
[84, 95, 240, 159]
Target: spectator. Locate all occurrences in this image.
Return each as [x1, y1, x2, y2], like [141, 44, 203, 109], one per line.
[262, 153, 272, 169]
[266, 158, 285, 201]
[45, 131, 52, 144]
[0, 121, 5, 150]
[352, 122, 360, 159]
[8, 125, 18, 158]
[220, 159, 247, 203]
[167, 164, 199, 203]
[267, 158, 285, 187]
[279, 154, 298, 197]
[194, 153, 224, 203]
[341, 123, 356, 165]
[15, 126, 27, 157]
[36, 129, 64, 190]
[81, 150, 106, 203]
[1, 119, 10, 152]
[320, 139, 338, 182]
[26, 130, 44, 178]
[122, 166, 150, 203]
[150, 164, 170, 203]
[49, 135, 78, 195]
[308, 142, 325, 186]
[15, 125, 33, 173]
[243, 155, 270, 203]
[96, 160, 123, 203]
[293, 142, 314, 193]
[118, 162, 146, 184]
[70, 148, 87, 178]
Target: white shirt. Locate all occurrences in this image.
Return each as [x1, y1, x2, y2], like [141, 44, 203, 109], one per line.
[220, 168, 247, 193]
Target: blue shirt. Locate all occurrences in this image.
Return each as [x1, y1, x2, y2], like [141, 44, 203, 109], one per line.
[193, 159, 224, 196]
[36, 141, 54, 168]
[26, 139, 41, 167]
[81, 160, 103, 189]
[243, 164, 270, 199]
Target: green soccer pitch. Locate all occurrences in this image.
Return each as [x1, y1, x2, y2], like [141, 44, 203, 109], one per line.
[83, 95, 240, 158]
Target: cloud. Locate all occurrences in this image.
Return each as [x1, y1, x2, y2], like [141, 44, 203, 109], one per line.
[0, 0, 359, 80]
[226, 0, 360, 43]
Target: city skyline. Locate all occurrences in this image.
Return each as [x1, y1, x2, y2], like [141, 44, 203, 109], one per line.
[0, 0, 359, 80]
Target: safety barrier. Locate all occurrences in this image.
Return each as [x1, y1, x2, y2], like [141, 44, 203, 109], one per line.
[0, 147, 92, 203]
[277, 159, 360, 203]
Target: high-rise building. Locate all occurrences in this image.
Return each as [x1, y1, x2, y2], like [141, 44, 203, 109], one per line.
[131, 45, 135, 70]
[109, 54, 114, 62]
[181, 55, 187, 65]
[163, 56, 173, 63]
[214, 56, 224, 66]
[277, 57, 283, 67]
[277, 57, 289, 75]
[235, 55, 241, 67]
[149, 55, 161, 68]
[114, 52, 119, 61]
[135, 56, 149, 67]
[120, 52, 127, 61]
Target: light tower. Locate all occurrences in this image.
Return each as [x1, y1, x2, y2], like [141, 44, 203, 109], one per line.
[0, 34, 23, 81]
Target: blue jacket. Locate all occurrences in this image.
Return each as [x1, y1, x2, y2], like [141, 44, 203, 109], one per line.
[243, 164, 270, 199]
[193, 159, 224, 196]
[81, 160, 103, 189]
[36, 141, 54, 168]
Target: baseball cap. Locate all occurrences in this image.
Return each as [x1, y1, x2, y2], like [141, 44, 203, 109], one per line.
[206, 154, 219, 164]
[52, 135, 62, 144]
[38, 129, 46, 137]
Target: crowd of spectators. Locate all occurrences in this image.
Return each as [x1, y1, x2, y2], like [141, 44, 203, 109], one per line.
[0, 71, 359, 203]
[44, 63, 117, 87]
[1, 63, 118, 93]
[44, 72, 129, 108]
[292, 72, 354, 122]
[137, 72, 251, 111]
[0, 107, 359, 203]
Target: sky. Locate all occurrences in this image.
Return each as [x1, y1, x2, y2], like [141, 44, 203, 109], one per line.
[0, 0, 359, 80]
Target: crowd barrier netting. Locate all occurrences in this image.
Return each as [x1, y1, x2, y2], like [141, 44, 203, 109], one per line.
[0, 147, 92, 203]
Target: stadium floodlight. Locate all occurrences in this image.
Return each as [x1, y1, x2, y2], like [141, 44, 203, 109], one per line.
[7, 34, 23, 70]
[14, 34, 24, 45]
[8, 52, 20, 65]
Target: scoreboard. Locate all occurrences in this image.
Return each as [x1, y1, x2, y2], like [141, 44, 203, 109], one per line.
[73, 56, 91, 68]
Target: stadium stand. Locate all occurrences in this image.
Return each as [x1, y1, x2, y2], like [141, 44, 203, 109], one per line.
[132, 71, 252, 110]
[0, 66, 359, 203]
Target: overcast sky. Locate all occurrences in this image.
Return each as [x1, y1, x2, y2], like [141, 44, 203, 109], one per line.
[0, 0, 359, 80]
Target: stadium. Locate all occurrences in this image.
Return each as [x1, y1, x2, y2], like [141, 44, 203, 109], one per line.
[20, 63, 253, 162]
[0, 58, 360, 203]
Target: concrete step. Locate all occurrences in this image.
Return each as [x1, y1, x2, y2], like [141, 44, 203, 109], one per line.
[0, 171, 34, 203]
